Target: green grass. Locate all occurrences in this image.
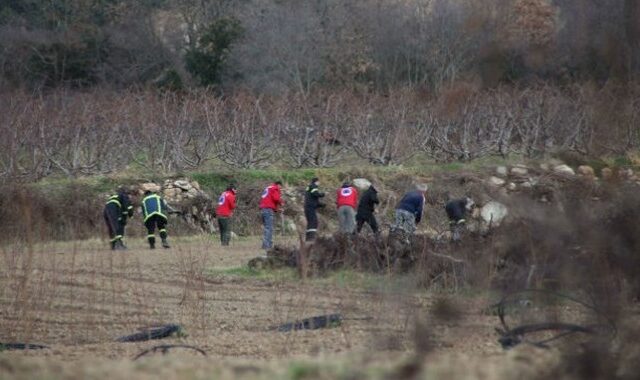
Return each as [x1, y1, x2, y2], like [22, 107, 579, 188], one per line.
[209, 265, 425, 294]
[208, 266, 299, 281]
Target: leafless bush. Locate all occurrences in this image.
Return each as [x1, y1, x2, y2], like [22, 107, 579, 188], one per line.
[211, 91, 277, 168]
[279, 91, 349, 168]
[1, 83, 640, 181]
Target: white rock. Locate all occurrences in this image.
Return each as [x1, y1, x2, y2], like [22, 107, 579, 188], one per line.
[284, 220, 297, 233]
[174, 180, 191, 191]
[353, 178, 372, 190]
[539, 163, 550, 171]
[163, 188, 180, 199]
[496, 166, 508, 176]
[521, 181, 533, 189]
[230, 231, 238, 240]
[489, 176, 506, 186]
[553, 164, 575, 176]
[191, 181, 201, 190]
[141, 182, 161, 192]
[507, 182, 517, 191]
[480, 201, 508, 226]
[186, 188, 199, 198]
[510, 166, 528, 176]
[619, 168, 634, 180]
[577, 165, 595, 177]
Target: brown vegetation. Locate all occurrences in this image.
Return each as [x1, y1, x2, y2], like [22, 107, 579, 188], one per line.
[1, 83, 639, 181]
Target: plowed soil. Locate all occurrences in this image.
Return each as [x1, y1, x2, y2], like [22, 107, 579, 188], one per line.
[0, 236, 501, 364]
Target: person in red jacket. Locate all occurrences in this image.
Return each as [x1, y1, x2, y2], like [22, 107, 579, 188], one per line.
[259, 181, 283, 249]
[336, 181, 358, 234]
[215, 184, 237, 246]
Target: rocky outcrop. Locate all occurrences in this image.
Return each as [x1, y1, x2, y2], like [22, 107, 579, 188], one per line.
[136, 178, 215, 233]
[480, 201, 508, 226]
[353, 178, 372, 190]
[553, 164, 575, 176]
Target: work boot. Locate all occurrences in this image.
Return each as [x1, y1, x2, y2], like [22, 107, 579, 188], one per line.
[115, 240, 127, 250]
[148, 237, 155, 249]
[305, 230, 317, 242]
[110, 241, 117, 250]
[161, 239, 170, 249]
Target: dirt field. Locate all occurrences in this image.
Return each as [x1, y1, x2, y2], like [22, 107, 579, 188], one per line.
[0, 235, 529, 378]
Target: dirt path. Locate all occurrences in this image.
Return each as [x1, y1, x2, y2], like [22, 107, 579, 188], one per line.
[0, 236, 502, 366]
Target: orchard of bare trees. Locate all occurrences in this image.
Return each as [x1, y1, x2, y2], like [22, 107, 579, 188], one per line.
[2, 83, 639, 180]
[1, 0, 640, 180]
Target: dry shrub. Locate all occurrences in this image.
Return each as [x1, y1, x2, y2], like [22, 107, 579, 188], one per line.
[0, 184, 101, 243]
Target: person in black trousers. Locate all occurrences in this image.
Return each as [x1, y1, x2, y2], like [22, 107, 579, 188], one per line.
[356, 184, 380, 235]
[445, 197, 474, 242]
[103, 188, 134, 250]
[304, 177, 325, 241]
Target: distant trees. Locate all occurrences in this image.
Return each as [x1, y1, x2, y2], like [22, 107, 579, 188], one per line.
[185, 17, 243, 87]
[1, 0, 640, 181]
[2, 0, 640, 90]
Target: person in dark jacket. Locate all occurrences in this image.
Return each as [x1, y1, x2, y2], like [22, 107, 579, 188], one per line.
[445, 197, 474, 241]
[103, 188, 134, 250]
[141, 190, 172, 249]
[356, 184, 379, 235]
[393, 184, 428, 235]
[304, 177, 325, 241]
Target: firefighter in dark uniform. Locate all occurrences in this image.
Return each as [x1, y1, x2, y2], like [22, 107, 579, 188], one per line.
[141, 190, 172, 249]
[445, 197, 474, 242]
[103, 189, 134, 250]
[356, 184, 380, 235]
[304, 177, 325, 241]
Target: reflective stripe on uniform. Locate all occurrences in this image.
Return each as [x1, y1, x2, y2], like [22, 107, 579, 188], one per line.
[142, 194, 166, 222]
[106, 195, 121, 208]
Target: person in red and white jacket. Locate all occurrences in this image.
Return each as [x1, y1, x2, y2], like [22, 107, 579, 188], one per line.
[215, 184, 237, 246]
[336, 182, 358, 234]
[259, 181, 284, 249]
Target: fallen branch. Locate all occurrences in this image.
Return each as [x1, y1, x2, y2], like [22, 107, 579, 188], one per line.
[117, 324, 182, 343]
[491, 289, 617, 350]
[0, 342, 48, 351]
[133, 344, 207, 360]
[273, 314, 342, 332]
[431, 253, 465, 264]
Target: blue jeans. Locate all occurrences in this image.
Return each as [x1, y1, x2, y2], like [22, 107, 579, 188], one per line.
[261, 208, 275, 249]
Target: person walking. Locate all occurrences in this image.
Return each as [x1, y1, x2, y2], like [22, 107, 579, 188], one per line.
[445, 197, 474, 242]
[259, 181, 283, 250]
[336, 182, 358, 234]
[141, 190, 172, 249]
[356, 184, 380, 235]
[394, 184, 428, 236]
[103, 188, 134, 250]
[216, 184, 237, 246]
[304, 177, 325, 241]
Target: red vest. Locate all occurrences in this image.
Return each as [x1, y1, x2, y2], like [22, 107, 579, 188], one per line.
[259, 184, 283, 210]
[216, 190, 236, 217]
[336, 186, 358, 209]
